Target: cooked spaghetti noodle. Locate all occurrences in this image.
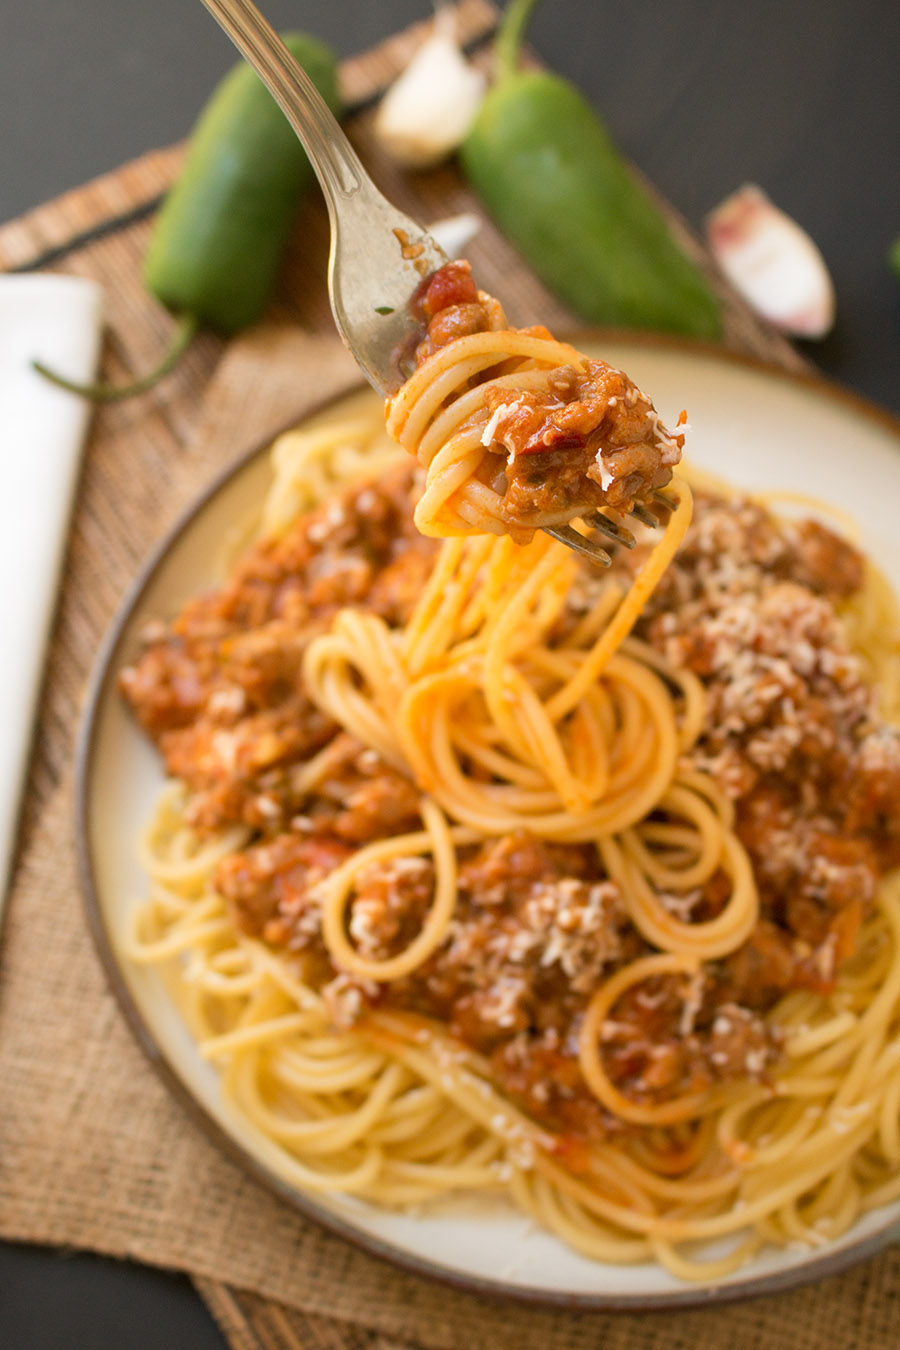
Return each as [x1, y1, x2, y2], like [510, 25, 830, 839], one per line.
[122, 381, 900, 1280]
[387, 261, 684, 542]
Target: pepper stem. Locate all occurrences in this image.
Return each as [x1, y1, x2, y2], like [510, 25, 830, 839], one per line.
[494, 0, 541, 84]
[32, 311, 200, 403]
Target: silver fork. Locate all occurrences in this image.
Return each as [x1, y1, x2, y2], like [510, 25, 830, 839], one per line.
[199, 0, 669, 566]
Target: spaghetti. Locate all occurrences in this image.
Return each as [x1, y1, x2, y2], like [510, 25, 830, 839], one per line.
[387, 261, 684, 541]
[122, 381, 900, 1280]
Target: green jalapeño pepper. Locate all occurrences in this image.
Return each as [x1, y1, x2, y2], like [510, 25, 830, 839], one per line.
[36, 32, 340, 401]
[460, 0, 722, 339]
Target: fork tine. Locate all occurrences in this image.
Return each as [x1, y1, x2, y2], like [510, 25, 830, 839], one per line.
[588, 513, 637, 549]
[628, 502, 661, 528]
[543, 524, 612, 568]
[651, 489, 677, 511]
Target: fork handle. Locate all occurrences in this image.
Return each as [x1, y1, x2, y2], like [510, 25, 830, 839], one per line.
[199, 0, 363, 203]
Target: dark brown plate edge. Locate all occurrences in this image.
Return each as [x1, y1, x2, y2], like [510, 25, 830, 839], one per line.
[74, 335, 900, 1314]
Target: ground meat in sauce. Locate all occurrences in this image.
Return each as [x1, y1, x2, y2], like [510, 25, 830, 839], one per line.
[122, 471, 900, 1144]
[411, 259, 502, 361]
[633, 492, 900, 998]
[409, 261, 683, 528]
[120, 465, 436, 834]
[486, 364, 678, 523]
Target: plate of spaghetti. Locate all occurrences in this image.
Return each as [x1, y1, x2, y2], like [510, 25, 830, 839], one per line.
[77, 300, 900, 1307]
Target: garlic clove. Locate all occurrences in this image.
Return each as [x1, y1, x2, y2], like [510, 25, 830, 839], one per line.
[705, 184, 835, 339]
[374, 11, 486, 170]
[426, 211, 482, 258]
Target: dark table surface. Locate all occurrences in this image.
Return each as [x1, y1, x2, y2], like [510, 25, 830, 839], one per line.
[3, 1, 900, 1345]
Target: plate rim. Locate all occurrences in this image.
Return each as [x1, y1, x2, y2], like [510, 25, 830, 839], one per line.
[74, 332, 900, 1311]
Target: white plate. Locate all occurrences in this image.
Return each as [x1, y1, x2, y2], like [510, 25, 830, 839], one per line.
[77, 340, 900, 1308]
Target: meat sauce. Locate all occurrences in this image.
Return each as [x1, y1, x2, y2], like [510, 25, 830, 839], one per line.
[122, 471, 900, 1144]
[122, 467, 435, 834]
[636, 494, 900, 998]
[412, 261, 683, 523]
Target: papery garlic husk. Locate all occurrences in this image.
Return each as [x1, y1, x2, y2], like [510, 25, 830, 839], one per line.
[705, 184, 835, 339]
[374, 9, 486, 169]
[426, 211, 482, 257]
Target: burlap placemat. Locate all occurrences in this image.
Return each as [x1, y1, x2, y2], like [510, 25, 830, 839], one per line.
[4, 2, 896, 1346]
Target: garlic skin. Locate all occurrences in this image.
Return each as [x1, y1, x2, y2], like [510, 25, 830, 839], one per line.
[374, 13, 486, 170]
[705, 184, 835, 339]
[426, 211, 482, 257]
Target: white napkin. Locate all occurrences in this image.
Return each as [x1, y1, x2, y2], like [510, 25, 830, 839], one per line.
[0, 274, 104, 915]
